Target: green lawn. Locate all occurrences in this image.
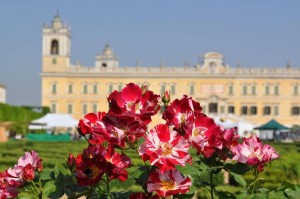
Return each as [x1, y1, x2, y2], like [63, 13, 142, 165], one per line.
[0, 140, 299, 197]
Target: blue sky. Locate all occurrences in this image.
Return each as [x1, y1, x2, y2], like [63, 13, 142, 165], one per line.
[1, 0, 300, 106]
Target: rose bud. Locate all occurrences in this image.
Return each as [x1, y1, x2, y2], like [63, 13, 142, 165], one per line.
[162, 90, 170, 105]
[67, 153, 75, 168]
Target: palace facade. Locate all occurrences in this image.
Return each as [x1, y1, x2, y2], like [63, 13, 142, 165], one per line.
[41, 15, 300, 126]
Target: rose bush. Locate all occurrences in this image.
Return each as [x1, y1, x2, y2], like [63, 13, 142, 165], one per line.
[0, 82, 299, 199]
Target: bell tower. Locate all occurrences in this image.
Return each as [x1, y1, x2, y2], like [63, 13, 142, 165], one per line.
[42, 13, 71, 72]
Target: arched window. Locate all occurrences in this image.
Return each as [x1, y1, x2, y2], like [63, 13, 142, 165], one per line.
[51, 40, 59, 55]
[102, 63, 107, 67]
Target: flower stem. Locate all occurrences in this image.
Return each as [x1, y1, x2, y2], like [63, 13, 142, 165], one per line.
[251, 169, 259, 195]
[30, 180, 41, 197]
[38, 177, 43, 199]
[105, 174, 111, 199]
[210, 170, 214, 199]
[86, 185, 95, 199]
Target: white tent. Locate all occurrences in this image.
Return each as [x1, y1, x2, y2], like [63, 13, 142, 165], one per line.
[213, 116, 256, 137]
[29, 113, 78, 130]
[214, 117, 237, 129]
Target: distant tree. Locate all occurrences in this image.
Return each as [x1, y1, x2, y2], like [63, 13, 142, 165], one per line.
[291, 125, 300, 134]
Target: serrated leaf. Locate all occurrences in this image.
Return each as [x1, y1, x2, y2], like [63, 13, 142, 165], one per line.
[43, 180, 64, 199]
[39, 170, 54, 181]
[225, 163, 250, 175]
[284, 188, 300, 199]
[176, 164, 200, 178]
[54, 163, 70, 177]
[230, 172, 246, 188]
[268, 190, 286, 199]
[257, 188, 269, 194]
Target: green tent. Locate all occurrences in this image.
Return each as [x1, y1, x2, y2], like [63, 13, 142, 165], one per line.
[254, 119, 290, 130]
[26, 133, 70, 141]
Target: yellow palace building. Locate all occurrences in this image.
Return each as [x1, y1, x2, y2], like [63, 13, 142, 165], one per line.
[41, 15, 300, 127]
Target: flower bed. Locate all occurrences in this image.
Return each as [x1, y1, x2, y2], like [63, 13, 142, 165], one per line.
[0, 83, 299, 199]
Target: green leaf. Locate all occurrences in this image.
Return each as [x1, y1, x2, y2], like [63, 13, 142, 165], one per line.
[214, 190, 237, 199]
[254, 193, 268, 199]
[176, 193, 195, 199]
[257, 188, 269, 194]
[230, 172, 247, 188]
[284, 188, 300, 199]
[176, 164, 200, 178]
[211, 168, 222, 174]
[111, 192, 132, 199]
[43, 180, 65, 199]
[130, 166, 148, 188]
[39, 170, 55, 181]
[54, 163, 70, 177]
[225, 163, 250, 175]
[235, 190, 248, 199]
[268, 190, 287, 199]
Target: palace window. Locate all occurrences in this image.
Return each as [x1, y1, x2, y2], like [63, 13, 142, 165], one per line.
[171, 85, 176, 95]
[241, 106, 248, 115]
[292, 106, 300, 115]
[274, 106, 279, 116]
[161, 84, 166, 93]
[50, 103, 57, 113]
[265, 85, 270, 95]
[82, 104, 88, 115]
[118, 84, 123, 91]
[274, 85, 279, 96]
[242, 85, 247, 95]
[250, 106, 257, 115]
[264, 106, 271, 115]
[93, 84, 98, 94]
[67, 104, 73, 114]
[228, 85, 234, 95]
[190, 84, 195, 95]
[251, 85, 256, 95]
[51, 83, 57, 94]
[68, 84, 73, 94]
[209, 103, 218, 113]
[92, 104, 98, 113]
[51, 39, 59, 55]
[220, 105, 225, 114]
[293, 85, 298, 95]
[83, 84, 88, 94]
[109, 84, 113, 93]
[228, 106, 235, 114]
[202, 105, 206, 113]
